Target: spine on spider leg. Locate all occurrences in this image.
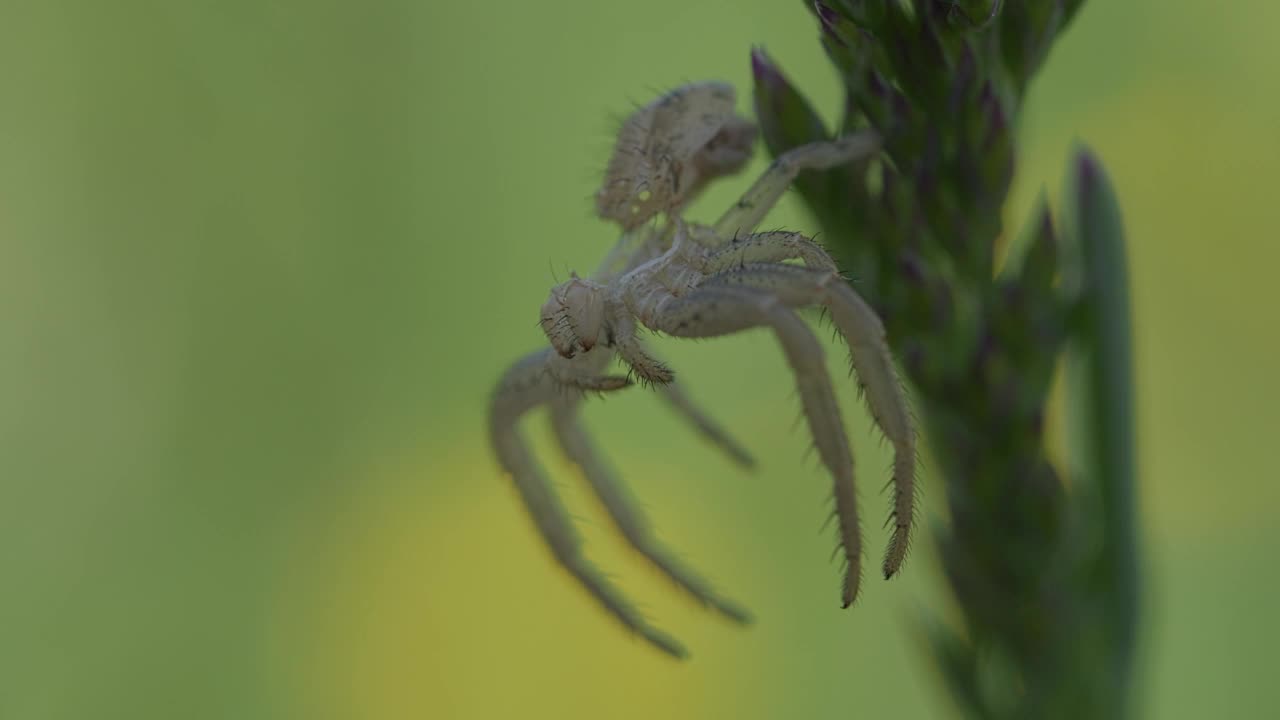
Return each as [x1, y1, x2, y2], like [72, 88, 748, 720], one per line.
[755, 1, 1140, 716]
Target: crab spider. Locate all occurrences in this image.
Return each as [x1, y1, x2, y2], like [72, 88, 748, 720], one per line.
[488, 82, 916, 658]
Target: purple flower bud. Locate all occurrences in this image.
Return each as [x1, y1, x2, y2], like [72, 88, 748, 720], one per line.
[866, 68, 888, 99]
[903, 341, 927, 380]
[1038, 204, 1056, 241]
[1030, 407, 1045, 437]
[814, 3, 848, 46]
[750, 46, 783, 91]
[1076, 150, 1101, 199]
[898, 251, 927, 286]
[979, 82, 1007, 149]
[947, 44, 978, 116]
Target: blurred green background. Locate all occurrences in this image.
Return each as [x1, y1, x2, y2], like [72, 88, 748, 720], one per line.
[2, 1, 1276, 718]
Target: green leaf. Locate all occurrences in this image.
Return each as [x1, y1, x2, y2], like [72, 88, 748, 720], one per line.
[1060, 144, 1140, 710]
[750, 46, 830, 152]
[1016, 194, 1058, 295]
[1000, 0, 1065, 96]
[922, 616, 987, 719]
[749, 47, 834, 199]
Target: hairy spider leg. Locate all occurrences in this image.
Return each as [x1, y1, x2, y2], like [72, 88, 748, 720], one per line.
[605, 306, 675, 385]
[702, 262, 917, 578]
[490, 349, 687, 657]
[654, 380, 756, 469]
[549, 397, 754, 624]
[701, 230, 840, 273]
[652, 285, 865, 607]
[711, 132, 881, 240]
[546, 354, 633, 392]
[491, 340, 758, 656]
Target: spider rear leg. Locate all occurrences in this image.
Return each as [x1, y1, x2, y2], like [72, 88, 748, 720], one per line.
[652, 286, 865, 607]
[489, 351, 687, 658]
[711, 132, 880, 239]
[550, 399, 753, 624]
[704, 264, 917, 578]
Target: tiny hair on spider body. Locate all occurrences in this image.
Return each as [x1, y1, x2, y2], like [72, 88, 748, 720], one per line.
[488, 81, 916, 659]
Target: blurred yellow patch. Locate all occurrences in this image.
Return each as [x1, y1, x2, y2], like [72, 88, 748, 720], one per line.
[270, 444, 769, 719]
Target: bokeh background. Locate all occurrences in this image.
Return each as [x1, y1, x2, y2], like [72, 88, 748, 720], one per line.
[2, 1, 1276, 718]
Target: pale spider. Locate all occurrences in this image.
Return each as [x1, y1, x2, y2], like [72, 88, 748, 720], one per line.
[489, 82, 916, 658]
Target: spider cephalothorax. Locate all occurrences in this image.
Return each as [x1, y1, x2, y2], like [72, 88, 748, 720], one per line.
[490, 82, 914, 658]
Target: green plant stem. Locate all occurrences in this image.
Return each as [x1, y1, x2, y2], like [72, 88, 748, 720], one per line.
[753, 2, 1139, 716]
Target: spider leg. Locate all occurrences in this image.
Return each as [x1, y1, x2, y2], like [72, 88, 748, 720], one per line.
[607, 307, 756, 466]
[711, 132, 880, 240]
[651, 286, 864, 607]
[702, 230, 840, 274]
[655, 381, 756, 469]
[609, 306, 755, 466]
[550, 398, 753, 624]
[606, 304, 675, 385]
[704, 264, 917, 578]
[489, 349, 687, 658]
[546, 350, 634, 392]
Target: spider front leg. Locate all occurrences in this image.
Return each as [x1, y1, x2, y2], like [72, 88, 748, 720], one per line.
[652, 286, 866, 606]
[607, 302, 675, 385]
[549, 396, 753, 624]
[704, 264, 917, 578]
[655, 381, 756, 469]
[571, 303, 757, 467]
[608, 311, 758, 467]
[489, 349, 686, 657]
[712, 132, 880, 239]
[547, 352, 633, 392]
